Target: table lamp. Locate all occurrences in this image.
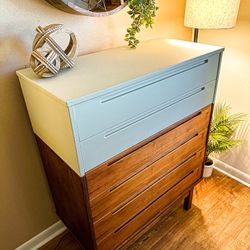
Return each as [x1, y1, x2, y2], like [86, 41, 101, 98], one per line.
[184, 0, 240, 42]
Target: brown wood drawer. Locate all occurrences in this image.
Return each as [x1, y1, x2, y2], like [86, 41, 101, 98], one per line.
[97, 155, 203, 249]
[90, 128, 208, 222]
[94, 148, 205, 243]
[86, 105, 212, 200]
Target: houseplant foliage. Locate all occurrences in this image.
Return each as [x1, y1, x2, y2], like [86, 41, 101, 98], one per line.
[206, 103, 246, 165]
[125, 0, 158, 48]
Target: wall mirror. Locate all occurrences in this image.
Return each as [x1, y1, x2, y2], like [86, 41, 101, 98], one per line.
[46, 0, 128, 16]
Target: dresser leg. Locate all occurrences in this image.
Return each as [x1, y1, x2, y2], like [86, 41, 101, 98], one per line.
[184, 188, 194, 210]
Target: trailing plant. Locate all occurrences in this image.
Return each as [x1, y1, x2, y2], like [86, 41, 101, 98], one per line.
[125, 0, 158, 48]
[206, 103, 246, 164]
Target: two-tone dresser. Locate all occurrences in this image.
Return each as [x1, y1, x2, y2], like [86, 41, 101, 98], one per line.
[17, 38, 224, 250]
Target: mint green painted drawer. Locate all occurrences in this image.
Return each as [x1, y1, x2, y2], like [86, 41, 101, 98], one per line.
[80, 80, 216, 171]
[73, 54, 219, 142]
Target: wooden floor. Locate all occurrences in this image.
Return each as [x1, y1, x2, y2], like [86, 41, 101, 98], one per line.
[40, 170, 250, 250]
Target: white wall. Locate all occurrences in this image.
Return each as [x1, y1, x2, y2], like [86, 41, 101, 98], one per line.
[198, 0, 250, 184]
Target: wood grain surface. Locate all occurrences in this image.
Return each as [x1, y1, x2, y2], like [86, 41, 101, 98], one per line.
[90, 130, 207, 222]
[97, 167, 202, 249]
[36, 136, 96, 250]
[94, 148, 205, 242]
[130, 171, 250, 250]
[40, 171, 250, 250]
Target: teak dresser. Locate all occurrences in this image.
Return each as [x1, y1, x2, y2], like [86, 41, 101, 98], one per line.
[17, 38, 224, 250]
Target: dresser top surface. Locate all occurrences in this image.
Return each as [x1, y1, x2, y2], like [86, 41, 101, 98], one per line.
[17, 38, 223, 105]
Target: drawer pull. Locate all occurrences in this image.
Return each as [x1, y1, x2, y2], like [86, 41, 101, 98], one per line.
[100, 60, 208, 104]
[104, 86, 206, 138]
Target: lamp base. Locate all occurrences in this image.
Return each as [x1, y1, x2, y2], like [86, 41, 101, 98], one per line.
[193, 28, 199, 43]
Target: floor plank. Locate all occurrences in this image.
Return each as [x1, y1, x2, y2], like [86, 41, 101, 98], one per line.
[39, 230, 83, 250]
[40, 170, 250, 250]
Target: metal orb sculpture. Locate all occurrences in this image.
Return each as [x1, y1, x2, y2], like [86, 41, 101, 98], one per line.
[46, 0, 128, 17]
[30, 24, 78, 78]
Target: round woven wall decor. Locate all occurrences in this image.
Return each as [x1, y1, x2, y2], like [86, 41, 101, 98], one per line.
[46, 0, 128, 16]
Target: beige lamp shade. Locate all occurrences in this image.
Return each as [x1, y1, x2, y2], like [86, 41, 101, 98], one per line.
[184, 0, 240, 29]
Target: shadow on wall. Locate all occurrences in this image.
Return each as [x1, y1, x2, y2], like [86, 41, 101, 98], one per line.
[0, 36, 30, 75]
[218, 121, 250, 175]
[0, 36, 58, 250]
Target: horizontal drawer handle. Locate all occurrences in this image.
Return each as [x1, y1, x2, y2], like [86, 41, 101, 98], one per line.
[100, 59, 208, 104]
[104, 86, 206, 138]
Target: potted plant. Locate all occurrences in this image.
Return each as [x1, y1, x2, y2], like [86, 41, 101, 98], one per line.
[125, 0, 158, 48]
[204, 103, 246, 178]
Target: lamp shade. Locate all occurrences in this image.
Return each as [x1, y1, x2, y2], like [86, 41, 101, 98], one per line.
[184, 0, 240, 29]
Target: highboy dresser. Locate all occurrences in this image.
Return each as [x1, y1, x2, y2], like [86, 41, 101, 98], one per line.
[17, 38, 224, 250]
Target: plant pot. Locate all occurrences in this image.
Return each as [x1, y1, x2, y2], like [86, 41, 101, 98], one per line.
[203, 160, 214, 178]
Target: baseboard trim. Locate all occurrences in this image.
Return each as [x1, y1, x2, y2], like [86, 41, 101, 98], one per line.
[213, 158, 250, 188]
[15, 221, 66, 250]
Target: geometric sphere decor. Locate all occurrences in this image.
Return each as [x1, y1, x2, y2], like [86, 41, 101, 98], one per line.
[30, 24, 78, 78]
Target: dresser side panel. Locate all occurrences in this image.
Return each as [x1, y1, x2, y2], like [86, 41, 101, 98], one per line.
[19, 77, 80, 176]
[212, 52, 224, 103]
[35, 136, 95, 250]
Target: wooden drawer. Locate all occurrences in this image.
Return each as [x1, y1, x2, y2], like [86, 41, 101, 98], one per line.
[74, 54, 219, 142]
[96, 150, 204, 248]
[80, 80, 215, 172]
[90, 128, 207, 222]
[86, 105, 212, 199]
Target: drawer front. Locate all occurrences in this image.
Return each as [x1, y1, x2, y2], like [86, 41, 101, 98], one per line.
[96, 151, 204, 249]
[86, 105, 211, 199]
[74, 54, 219, 142]
[81, 80, 215, 172]
[90, 129, 207, 222]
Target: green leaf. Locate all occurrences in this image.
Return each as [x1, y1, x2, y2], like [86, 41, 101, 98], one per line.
[125, 0, 158, 48]
[206, 103, 246, 158]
